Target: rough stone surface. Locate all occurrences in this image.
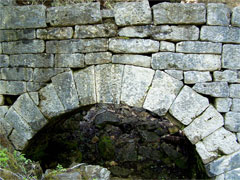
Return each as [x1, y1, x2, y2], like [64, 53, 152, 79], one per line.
[0, 29, 35, 42]
[95, 64, 124, 104]
[222, 44, 240, 70]
[232, 6, 240, 27]
[114, 1, 152, 26]
[184, 71, 212, 84]
[47, 3, 102, 26]
[0, 117, 12, 136]
[184, 105, 224, 144]
[9, 129, 29, 150]
[121, 65, 155, 107]
[159, 41, 175, 52]
[164, 70, 183, 80]
[118, 26, 151, 38]
[0, 5, 46, 29]
[152, 25, 199, 41]
[0, 55, 9, 67]
[0, 95, 3, 106]
[214, 98, 232, 113]
[143, 70, 183, 116]
[37, 27, 73, 40]
[0, 106, 8, 117]
[152, 3, 206, 25]
[232, 98, 240, 112]
[214, 70, 240, 83]
[0, 81, 26, 95]
[176, 41, 222, 54]
[29, 92, 39, 106]
[238, 133, 240, 142]
[169, 86, 209, 125]
[1, 68, 33, 81]
[27, 82, 47, 92]
[230, 84, 240, 98]
[112, 54, 151, 68]
[0, 0, 16, 6]
[152, 52, 221, 71]
[109, 38, 159, 54]
[55, 54, 84, 68]
[225, 112, 240, 132]
[193, 82, 229, 97]
[33, 68, 68, 83]
[196, 141, 218, 164]
[215, 168, 240, 180]
[101, 9, 114, 18]
[85, 52, 112, 65]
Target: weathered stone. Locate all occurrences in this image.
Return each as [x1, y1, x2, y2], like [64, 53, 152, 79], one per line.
[0, 117, 12, 136]
[159, 41, 175, 52]
[0, 5, 46, 29]
[222, 44, 240, 70]
[121, 65, 154, 107]
[238, 133, 240, 142]
[232, 98, 240, 112]
[152, 25, 199, 42]
[37, 27, 73, 40]
[114, 1, 152, 26]
[51, 71, 79, 111]
[118, 26, 151, 38]
[225, 112, 240, 132]
[73, 66, 96, 106]
[29, 92, 39, 106]
[164, 70, 183, 80]
[101, 9, 114, 18]
[169, 86, 209, 125]
[176, 41, 222, 54]
[201, 26, 240, 43]
[152, 3, 206, 25]
[0, 81, 26, 95]
[47, 3, 101, 26]
[207, 3, 231, 26]
[193, 82, 229, 97]
[216, 168, 240, 180]
[1, 68, 33, 81]
[27, 82, 47, 92]
[0, 95, 4, 106]
[95, 64, 124, 104]
[39, 84, 65, 119]
[214, 70, 240, 83]
[0, 55, 9, 67]
[232, 6, 240, 27]
[0, 29, 35, 42]
[0, 0, 16, 6]
[152, 52, 221, 71]
[2, 40, 45, 54]
[196, 141, 218, 164]
[55, 54, 85, 68]
[81, 165, 110, 180]
[230, 84, 240, 98]
[184, 71, 212, 84]
[0, 106, 8, 117]
[9, 129, 29, 150]
[143, 70, 183, 116]
[0, 43, 1, 54]
[109, 38, 159, 54]
[112, 54, 151, 68]
[85, 52, 112, 65]
[74, 23, 117, 38]
[214, 98, 232, 113]
[184, 105, 224, 144]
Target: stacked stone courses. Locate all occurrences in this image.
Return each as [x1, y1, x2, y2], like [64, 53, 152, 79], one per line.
[1, 1, 240, 179]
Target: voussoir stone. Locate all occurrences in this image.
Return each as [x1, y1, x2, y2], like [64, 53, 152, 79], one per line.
[215, 168, 240, 180]
[29, 92, 39, 106]
[85, 52, 112, 65]
[1, 68, 33, 81]
[47, 2, 102, 26]
[0, 81, 26, 95]
[0, 29, 35, 42]
[9, 129, 29, 150]
[184, 71, 212, 84]
[225, 112, 240, 132]
[222, 44, 240, 70]
[0, 117, 12, 136]
[214, 70, 240, 83]
[152, 3, 206, 25]
[230, 84, 240, 98]
[143, 70, 183, 116]
[118, 26, 151, 38]
[196, 141, 218, 164]
[169, 85, 209, 125]
[0, 55, 9, 67]
[232, 6, 240, 27]
[232, 98, 240, 112]
[55, 54, 85, 68]
[37, 27, 73, 40]
[214, 98, 232, 113]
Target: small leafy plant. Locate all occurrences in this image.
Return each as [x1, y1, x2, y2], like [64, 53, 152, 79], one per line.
[0, 148, 9, 168]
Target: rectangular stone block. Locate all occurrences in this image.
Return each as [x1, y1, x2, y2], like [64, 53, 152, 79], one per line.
[230, 84, 240, 98]
[222, 44, 240, 69]
[47, 3, 101, 26]
[9, 129, 29, 150]
[196, 141, 218, 164]
[232, 98, 240, 112]
[55, 54, 85, 68]
[225, 112, 240, 132]
[0, 116, 12, 136]
[37, 27, 73, 40]
[164, 70, 183, 80]
[1, 68, 33, 81]
[0, 81, 26, 95]
[184, 71, 212, 84]
[118, 26, 151, 38]
[101, 9, 114, 19]
[0, 5, 46, 29]
[0, 106, 8, 117]
[0, 0, 16, 6]
[232, 6, 240, 27]
[214, 70, 240, 83]
[214, 98, 232, 113]
[0, 29, 35, 42]
[0, 55, 9, 67]
[160, 41, 175, 52]
[85, 52, 112, 65]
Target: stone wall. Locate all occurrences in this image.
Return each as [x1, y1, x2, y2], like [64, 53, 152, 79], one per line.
[0, 0, 240, 178]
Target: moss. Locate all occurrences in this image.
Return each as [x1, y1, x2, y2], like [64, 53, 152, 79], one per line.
[98, 135, 115, 160]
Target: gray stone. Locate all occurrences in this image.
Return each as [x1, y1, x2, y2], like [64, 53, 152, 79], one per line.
[214, 70, 240, 83]
[85, 52, 112, 65]
[101, 9, 114, 19]
[184, 105, 224, 144]
[1, 68, 33, 81]
[37, 27, 73, 40]
[51, 71, 79, 111]
[29, 92, 39, 106]
[114, 1, 152, 26]
[0, 81, 26, 95]
[143, 70, 183, 116]
[55, 54, 85, 68]
[214, 98, 232, 113]
[0, 117, 12, 136]
[47, 3, 101, 26]
[118, 26, 151, 38]
[238, 133, 240, 142]
[2, 40, 45, 54]
[207, 3, 231, 26]
[95, 64, 124, 104]
[196, 141, 218, 164]
[0, 95, 4, 106]
[109, 38, 159, 54]
[160, 41, 175, 52]
[0, 29, 35, 42]
[74, 23, 117, 38]
[225, 112, 240, 132]
[152, 25, 199, 42]
[176, 41, 222, 54]
[12, 93, 47, 132]
[232, 99, 240, 112]
[0, 5, 46, 29]
[0, 55, 9, 67]
[230, 84, 240, 98]
[121, 65, 155, 107]
[193, 82, 229, 97]
[169, 86, 209, 125]
[112, 54, 151, 68]
[0, 106, 8, 117]
[222, 44, 240, 70]
[27, 82, 47, 92]
[164, 70, 183, 80]
[81, 165, 110, 180]
[152, 52, 221, 71]
[201, 26, 240, 43]
[0, 43, 1, 54]
[216, 168, 240, 180]
[232, 6, 240, 27]
[9, 129, 29, 150]
[0, 0, 16, 6]
[9, 54, 54, 68]
[73, 66, 96, 106]
[184, 71, 212, 84]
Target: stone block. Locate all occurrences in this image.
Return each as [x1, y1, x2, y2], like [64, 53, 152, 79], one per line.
[37, 27, 73, 40]
[0, 106, 8, 117]
[1, 68, 33, 81]
[0, 81, 26, 95]
[27, 82, 47, 92]
[216, 168, 240, 180]
[85, 52, 112, 65]
[184, 71, 212, 84]
[121, 65, 154, 107]
[0, 43, 1, 54]
[169, 86, 209, 125]
[214, 98, 232, 113]
[193, 82, 229, 97]
[225, 112, 240, 132]
[0, 5, 46, 29]
[232, 6, 240, 27]
[196, 141, 218, 164]
[2, 40, 45, 54]
[118, 26, 151, 38]
[109, 38, 159, 54]
[152, 52, 221, 71]
[152, 3, 206, 25]
[238, 133, 240, 142]
[159, 41, 175, 52]
[0, 117, 12, 136]
[214, 70, 240, 83]
[0, 0, 16, 6]
[47, 3, 101, 26]
[143, 70, 183, 115]
[222, 44, 240, 69]
[230, 84, 240, 98]
[101, 9, 114, 19]
[232, 98, 240, 112]
[164, 70, 183, 80]
[114, 1, 152, 26]
[112, 54, 151, 68]
[0, 29, 35, 42]
[0, 95, 3, 105]
[29, 92, 39, 106]
[0, 55, 9, 67]
[55, 54, 85, 68]
[9, 129, 29, 150]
